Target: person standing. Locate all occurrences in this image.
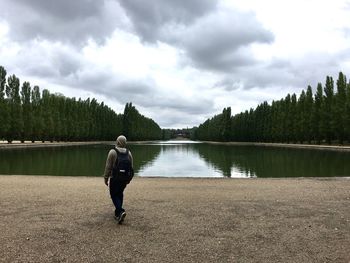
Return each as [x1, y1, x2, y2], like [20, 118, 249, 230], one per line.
[104, 135, 133, 224]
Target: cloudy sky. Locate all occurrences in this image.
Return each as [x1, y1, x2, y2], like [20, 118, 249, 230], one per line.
[1, 0, 350, 128]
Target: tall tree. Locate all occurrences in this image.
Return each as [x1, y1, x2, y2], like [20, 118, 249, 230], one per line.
[346, 81, 350, 142]
[195, 72, 349, 146]
[221, 107, 231, 141]
[284, 94, 292, 143]
[31, 85, 43, 142]
[290, 94, 298, 143]
[305, 86, 314, 143]
[313, 83, 324, 144]
[334, 72, 347, 144]
[0, 66, 9, 140]
[323, 76, 335, 144]
[41, 89, 54, 142]
[297, 90, 306, 143]
[5, 75, 23, 143]
[21, 81, 33, 142]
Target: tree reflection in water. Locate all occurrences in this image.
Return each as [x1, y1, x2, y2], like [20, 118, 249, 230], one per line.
[0, 142, 349, 178]
[0, 144, 161, 176]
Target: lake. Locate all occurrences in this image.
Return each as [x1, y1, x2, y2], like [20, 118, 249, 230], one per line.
[0, 141, 350, 178]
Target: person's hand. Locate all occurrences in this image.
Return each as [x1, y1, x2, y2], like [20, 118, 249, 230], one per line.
[104, 177, 109, 186]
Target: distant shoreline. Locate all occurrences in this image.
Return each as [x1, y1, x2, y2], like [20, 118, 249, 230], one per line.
[1, 140, 350, 152]
[202, 141, 350, 152]
[0, 141, 110, 149]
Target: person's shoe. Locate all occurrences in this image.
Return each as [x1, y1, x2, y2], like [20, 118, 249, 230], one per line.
[118, 211, 126, 224]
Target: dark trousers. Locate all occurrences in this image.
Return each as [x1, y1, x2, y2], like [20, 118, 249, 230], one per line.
[109, 178, 127, 216]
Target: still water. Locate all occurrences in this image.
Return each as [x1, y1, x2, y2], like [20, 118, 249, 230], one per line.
[0, 141, 350, 178]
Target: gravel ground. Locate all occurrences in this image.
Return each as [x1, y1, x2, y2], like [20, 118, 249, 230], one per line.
[0, 176, 349, 263]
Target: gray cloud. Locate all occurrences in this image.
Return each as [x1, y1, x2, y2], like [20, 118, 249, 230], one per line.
[176, 10, 273, 71]
[42, 62, 214, 117]
[139, 95, 215, 115]
[120, 2, 274, 72]
[118, 0, 218, 42]
[2, 0, 348, 129]
[214, 78, 242, 92]
[2, 0, 274, 74]
[2, 35, 215, 123]
[217, 51, 350, 96]
[2, 0, 127, 44]
[66, 70, 215, 117]
[63, 69, 155, 102]
[9, 41, 82, 79]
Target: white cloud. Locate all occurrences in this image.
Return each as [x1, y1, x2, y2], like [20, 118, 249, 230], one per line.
[1, 0, 350, 128]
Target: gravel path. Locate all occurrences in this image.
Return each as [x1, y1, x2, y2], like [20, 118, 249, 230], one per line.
[0, 176, 349, 262]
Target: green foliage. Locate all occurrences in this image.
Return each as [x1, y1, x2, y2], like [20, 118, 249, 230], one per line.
[195, 107, 232, 142]
[305, 86, 314, 144]
[346, 81, 350, 141]
[21, 81, 33, 142]
[323, 76, 335, 144]
[0, 66, 162, 142]
[334, 72, 347, 144]
[313, 83, 324, 144]
[193, 72, 350, 145]
[6, 74, 23, 142]
[31, 86, 44, 141]
[123, 102, 162, 140]
[0, 66, 9, 140]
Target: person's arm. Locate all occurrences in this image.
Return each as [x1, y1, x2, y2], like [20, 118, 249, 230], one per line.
[128, 151, 134, 168]
[103, 149, 116, 186]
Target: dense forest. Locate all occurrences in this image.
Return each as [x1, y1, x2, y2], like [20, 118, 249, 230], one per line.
[192, 72, 350, 145]
[0, 66, 162, 143]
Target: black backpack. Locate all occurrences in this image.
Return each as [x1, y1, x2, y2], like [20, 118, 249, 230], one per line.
[112, 149, 133, 183]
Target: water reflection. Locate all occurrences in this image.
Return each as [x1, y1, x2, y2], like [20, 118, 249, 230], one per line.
[193, 143, 350, 178]
[0, 144, 161, 177]
[137, 143, 222, 177]
[0, 142, 349, 178]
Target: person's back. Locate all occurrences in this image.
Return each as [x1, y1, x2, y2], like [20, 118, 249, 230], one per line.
[104, 135, 133, 224]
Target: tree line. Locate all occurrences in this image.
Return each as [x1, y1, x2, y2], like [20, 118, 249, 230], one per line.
[0, 66, 162, 143]
[192, 72, 350, 145]
[123, 102, 162, 140]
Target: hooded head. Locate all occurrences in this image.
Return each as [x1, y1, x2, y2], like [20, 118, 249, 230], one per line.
[116, 135, 127, 148]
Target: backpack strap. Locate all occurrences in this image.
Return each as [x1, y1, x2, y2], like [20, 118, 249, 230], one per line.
[115, 148, 128, 156]
[113, 148, 129, 162]
[113, 148, 119, 167]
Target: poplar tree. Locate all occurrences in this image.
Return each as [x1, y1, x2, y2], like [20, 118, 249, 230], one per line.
[297, 90, 306, 143]
[284, 94, 292, 143]
[0, 66, 9, 140]
[194, 72, 349, 145]
[5, 75, 23, 143]
[41, 89, 54, 142]
[270, 101, 279, 142]
[31, 85, 43, 142]
[313, 83, 324, 144]
[323, 76, 334, 144]
[334, 72, 347, 144]
[221, 107, 231, 141]
[21, 81, 33, 142]
[290, 94, 298, 143]
[305, 86, 314, 143]
[346, 81, 350, 142]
